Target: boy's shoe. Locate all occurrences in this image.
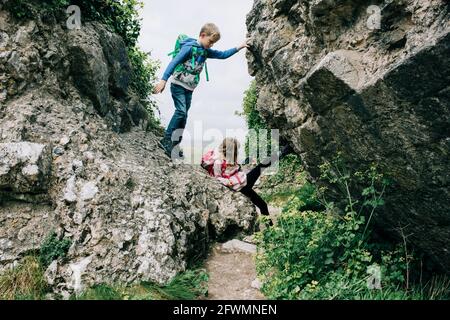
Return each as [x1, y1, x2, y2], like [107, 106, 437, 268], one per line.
[159, 137, 170, 150]
[171, 144, 185, 160]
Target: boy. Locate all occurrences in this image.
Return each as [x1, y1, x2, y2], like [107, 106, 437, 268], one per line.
[153, 23, 248, 158]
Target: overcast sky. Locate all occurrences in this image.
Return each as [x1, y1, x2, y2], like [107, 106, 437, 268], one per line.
[137, 0, 254, 161]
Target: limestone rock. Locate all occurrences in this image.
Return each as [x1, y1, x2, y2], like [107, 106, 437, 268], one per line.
[221, 239, 257, 254]
[0, 142, 52, 194]
[0, 7, 258, 297]
[246, 0, 450, 271]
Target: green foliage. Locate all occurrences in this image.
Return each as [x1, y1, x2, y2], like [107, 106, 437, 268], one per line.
[263, 154, 303, 187]
[0, 256, 47, 300]
[5, 0, 70, 19]
[39, 232, 72, 268]
[6, 0, 142, 48]
[141, 269, 209, 300]
[238, 81, 274, 160]
[255, 157, 448, 300]
[240, 81, 266, 131]
[258, 154, 313, 206]
[317, 153, 391, 239]
[72, 284, 122, 300]
[127, 46, 162, 131]
[0, 256, 208, 301]
[53, 0, 142, 48]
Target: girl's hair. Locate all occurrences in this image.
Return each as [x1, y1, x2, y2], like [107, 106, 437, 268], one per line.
[219, 137, 240, 165]
[200, 23, 221, 42]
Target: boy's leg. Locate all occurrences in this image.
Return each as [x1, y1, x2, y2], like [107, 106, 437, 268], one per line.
[173, 87, 193, 148]
[163, 84, 189, 151]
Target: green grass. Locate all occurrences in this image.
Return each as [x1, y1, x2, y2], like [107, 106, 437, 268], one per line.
[0, 258, 208, 300]
[72, 269, 209, 300]
[0, 256, 47, 300]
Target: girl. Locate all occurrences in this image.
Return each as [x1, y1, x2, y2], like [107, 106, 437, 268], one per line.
[202, 137, 285, 226]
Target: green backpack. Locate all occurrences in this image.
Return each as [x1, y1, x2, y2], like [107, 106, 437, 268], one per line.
[168, 34, 210, 82]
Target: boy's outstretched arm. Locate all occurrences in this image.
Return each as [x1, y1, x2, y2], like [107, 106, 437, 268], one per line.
[207, 39, 249, 59]
[153, 46, 191, 94]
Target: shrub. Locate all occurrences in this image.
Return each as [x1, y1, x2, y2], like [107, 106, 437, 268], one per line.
[258, 154, 313, 205]
[39, 232, 72, 268]
[127, 46, 162, 130]
[237, 81, 274, 160]
[255, 156, 447, 300]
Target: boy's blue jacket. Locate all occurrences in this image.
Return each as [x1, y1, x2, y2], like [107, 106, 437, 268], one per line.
[162, 37, 238, 81]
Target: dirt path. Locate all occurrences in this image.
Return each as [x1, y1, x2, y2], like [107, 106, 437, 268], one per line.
[204, 244, 264, 300]
[204, 206, 282, 300]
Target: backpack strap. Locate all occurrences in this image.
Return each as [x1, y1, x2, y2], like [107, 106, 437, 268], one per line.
[191, 46, 197, 69]
[204, 61, 209, 82]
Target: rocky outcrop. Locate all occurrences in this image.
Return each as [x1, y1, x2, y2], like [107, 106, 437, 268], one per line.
[0, 142, 52, 195]
[246, 0, 449, 270]
[0, 6, 257, 297]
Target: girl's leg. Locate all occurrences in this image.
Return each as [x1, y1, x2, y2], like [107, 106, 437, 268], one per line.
[245, 164, 263, 190]
[240, 187, 269, 216]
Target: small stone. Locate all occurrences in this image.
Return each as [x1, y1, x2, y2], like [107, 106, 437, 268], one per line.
[251, 278, 262, 290]
[63, 176, 77, 203]
[80, 181, 98, 201]
[53, 146, 64, 156]
[221, 239, 257, 254]
[60, 135, 70, 146]
[72, 159, 84, 175]
[83, 151, 95, 163]
[243, 235, 256, 244]
[44, 260, 58, 286]
[21, 164, 39, 177]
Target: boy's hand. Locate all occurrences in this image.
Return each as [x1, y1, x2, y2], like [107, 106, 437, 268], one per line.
[237, 39, 250, 51]
[153, 80, 167, 94]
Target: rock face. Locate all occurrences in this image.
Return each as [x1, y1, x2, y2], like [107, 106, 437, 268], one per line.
[246, 0, 449, 271]
[0, 142, 52, 195]
[0, 7, 257, 297]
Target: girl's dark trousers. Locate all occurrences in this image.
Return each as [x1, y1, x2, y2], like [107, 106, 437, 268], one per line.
[239, 164, 269, 216]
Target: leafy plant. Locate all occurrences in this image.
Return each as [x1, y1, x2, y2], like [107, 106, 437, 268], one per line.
[127, 46, 162, 130]
[237, 81, 274, 160]
[4, 0, 70, 19]
[255, 157, 447, 300]
[39, 232, 72, 268]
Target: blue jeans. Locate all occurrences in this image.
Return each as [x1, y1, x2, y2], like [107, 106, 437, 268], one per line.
[163, 83, 193, 148]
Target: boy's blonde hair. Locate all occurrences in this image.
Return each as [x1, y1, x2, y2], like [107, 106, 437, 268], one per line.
[219, 137, 240, 165]
[200, 23, 221, 42]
